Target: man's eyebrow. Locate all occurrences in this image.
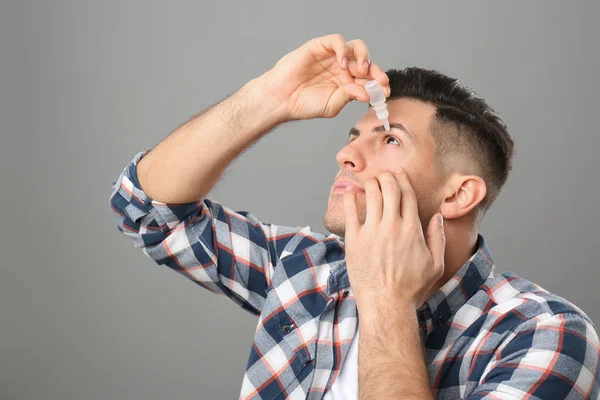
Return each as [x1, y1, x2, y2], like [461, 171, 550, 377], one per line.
[348, 123, 415, 144]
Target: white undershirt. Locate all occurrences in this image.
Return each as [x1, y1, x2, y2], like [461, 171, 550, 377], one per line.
[323, 329, 359, 399]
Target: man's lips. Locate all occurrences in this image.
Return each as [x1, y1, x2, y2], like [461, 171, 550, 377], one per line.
[332, 180, 365, 193]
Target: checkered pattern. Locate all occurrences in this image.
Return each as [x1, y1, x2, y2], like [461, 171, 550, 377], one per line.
[109, 151, 600, 399]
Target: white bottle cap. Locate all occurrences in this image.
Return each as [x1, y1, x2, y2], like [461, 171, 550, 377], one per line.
[364, 80, 386, 103]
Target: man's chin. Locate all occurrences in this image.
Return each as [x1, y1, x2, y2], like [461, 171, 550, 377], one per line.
[323, 211, 345, 237]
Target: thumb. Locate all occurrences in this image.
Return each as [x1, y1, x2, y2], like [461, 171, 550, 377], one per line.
[325, 83, 369, 117]
[341, 83, 370, 102]
[426, 213, 446, 274]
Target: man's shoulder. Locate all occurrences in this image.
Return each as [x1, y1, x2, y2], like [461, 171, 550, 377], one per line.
[475, 271, 596, 330]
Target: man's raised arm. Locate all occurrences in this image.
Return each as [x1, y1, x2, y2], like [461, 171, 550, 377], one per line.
[136, 76, 285, 204]
[108, 34, 390, 314]
[136, 34, 390, 204]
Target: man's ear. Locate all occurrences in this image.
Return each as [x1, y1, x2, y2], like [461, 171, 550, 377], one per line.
[440, 174, 487, 219]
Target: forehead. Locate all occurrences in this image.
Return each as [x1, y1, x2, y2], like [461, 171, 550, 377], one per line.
[355, 98, 437, 141]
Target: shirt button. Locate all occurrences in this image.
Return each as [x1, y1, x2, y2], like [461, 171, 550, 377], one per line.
[434, 317, 444, 329]
[282, 324, 293, 334]
[343, 290, 349, 298]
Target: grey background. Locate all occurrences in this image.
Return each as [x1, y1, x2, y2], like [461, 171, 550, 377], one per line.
[1, 1, 598, 399]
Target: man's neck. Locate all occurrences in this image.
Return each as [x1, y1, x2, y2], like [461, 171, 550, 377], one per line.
[423, 220, 479, 303]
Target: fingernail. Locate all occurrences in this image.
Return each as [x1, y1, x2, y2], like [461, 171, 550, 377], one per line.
[342, 58, 349, 68]
[394, 168, 403, 173]
[439, 214, 444, 227]
[363, 61, 370, 73]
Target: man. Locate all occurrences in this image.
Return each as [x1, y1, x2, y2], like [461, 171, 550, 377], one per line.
[109, 34, 599, 399]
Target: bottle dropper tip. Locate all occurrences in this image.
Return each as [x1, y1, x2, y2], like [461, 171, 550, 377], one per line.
[382, 118, 390, 131]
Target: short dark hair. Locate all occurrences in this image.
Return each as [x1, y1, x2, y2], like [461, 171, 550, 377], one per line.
[385, 67, 514, 214]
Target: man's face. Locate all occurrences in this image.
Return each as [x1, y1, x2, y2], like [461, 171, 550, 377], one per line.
[324, 98, 442, 237]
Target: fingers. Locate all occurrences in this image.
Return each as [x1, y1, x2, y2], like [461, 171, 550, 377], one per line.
[350, 63, 391, 98]
[364, 177, 383, 224]
[367, 62, 391, 97]
[350, 61, 389, 84]
[343, 186, 360, 233]
[325, 83, 369, 116]
[346, 39, 370, 75]
[316, 34, 350, 70]
[394, 168, 418, 222]
[312, 35, 391, 95]
[340, 83, 370, 103]
[426, 214, 446, 275]
[363, 171, 413, 225]
[377, 172, 402, 222]
[366, 170, 418, 224]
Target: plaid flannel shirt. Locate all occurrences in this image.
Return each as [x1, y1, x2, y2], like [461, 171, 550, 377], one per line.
[109, 151, 600, 399]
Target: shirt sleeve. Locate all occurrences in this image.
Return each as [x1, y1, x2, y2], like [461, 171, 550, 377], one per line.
[108, 151, 304, 317]
[465, 312, 600, 400]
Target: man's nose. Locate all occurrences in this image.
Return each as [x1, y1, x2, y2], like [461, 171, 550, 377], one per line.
[336, 142, 365, 172]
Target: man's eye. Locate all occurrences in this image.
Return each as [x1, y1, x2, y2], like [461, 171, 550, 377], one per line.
[385, 136, 400, 145]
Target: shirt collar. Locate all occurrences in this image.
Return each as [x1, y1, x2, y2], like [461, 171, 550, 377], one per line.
[417, 234, 495, 341]
[332, 234, 495, 341]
